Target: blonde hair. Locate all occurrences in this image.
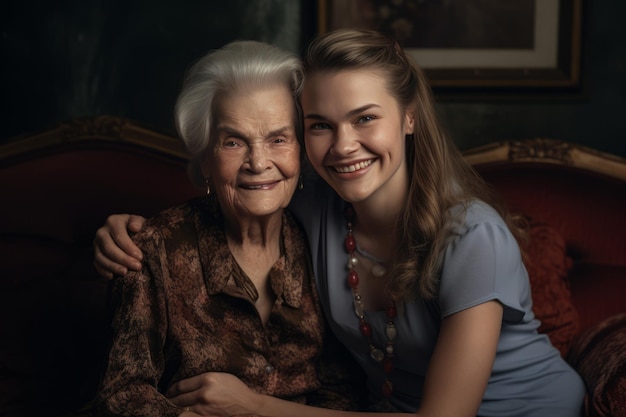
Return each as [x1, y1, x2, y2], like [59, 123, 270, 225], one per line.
[303, 29, 526, 300]
[175, 40, 303, 187]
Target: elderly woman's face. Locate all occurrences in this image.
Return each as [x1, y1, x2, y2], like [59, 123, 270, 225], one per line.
[204, 86, 300, 219]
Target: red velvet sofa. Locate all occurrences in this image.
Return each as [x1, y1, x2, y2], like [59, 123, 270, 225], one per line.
[1, 116, 624, 417]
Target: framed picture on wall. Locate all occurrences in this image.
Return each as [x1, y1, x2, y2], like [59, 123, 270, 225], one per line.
[317, 0, 583, 94]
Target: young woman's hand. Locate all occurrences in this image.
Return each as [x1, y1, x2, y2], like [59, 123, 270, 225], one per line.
[93, 214, 146, 279]
[166, 372, 262, 417]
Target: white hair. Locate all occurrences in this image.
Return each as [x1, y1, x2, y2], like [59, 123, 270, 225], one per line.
[174, 40, 303, 185]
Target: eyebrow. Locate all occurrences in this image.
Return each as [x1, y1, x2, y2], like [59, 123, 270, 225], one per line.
[304, 103, 381, 120]
[216, 125, 294, 139]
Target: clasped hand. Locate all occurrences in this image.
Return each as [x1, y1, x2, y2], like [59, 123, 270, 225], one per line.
[166, 372, 261, 416]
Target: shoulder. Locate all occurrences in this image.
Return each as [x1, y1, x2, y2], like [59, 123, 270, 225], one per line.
[440, 200, 528, 320]
[289, 176, 344, 225]
[290, 175, 335, 207]
[133, 196, 212, 245]
[445, 200, 521, 262]
[445, 200, 521, 267]
[451, 200, 507, 235]
[446, 200, 516, 251]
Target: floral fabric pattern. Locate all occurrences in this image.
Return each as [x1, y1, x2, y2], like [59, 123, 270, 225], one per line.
[95, 196, 363, 416]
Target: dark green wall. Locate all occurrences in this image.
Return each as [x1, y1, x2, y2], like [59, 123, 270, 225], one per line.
[2, 0, 625, 157]
[438, 0, 626, 157]
[1, 0, 307, 139]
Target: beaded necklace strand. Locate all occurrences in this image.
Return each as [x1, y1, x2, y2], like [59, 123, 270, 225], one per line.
[344, 205, 397, 398]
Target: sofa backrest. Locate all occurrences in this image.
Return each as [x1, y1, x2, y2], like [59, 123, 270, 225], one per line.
[465, 138, 626, 332]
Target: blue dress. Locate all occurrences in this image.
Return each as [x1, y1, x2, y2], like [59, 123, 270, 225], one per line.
[289, 182, 585, 416]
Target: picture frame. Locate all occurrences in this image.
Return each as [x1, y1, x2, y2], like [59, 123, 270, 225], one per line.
[317, 0, 583, 95]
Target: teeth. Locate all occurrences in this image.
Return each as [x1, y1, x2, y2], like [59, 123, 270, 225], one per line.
[334, 160, 373, 173]
[242, 184, 270, 190]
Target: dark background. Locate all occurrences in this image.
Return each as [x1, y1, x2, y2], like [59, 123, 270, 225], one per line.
[2, 0, 625, 157]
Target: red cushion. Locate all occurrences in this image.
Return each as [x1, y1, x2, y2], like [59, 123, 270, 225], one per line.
[524, 223, 579, 356]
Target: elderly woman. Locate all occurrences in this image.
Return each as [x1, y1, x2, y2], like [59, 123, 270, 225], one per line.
[94, 40, 363, 416]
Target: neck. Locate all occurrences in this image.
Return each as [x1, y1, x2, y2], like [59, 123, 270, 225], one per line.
[352, 201, 401, 233]
[350, 199, 404, 262]
[223, 209, 284, 249]
[222, 208, 283, 294]
[222, 208, 283, 328]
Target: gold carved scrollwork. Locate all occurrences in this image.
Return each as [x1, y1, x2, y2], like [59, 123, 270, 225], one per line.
[463, 138, 626, 181]
[508, 138, 573, 164]
[0, 116, 189, 164]
[59, 115, 126, 140]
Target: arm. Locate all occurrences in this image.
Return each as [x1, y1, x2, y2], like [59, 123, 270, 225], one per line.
[254, 300, 501, 417]
[414, 214, 520, 416]
[419, 300, 503, 417]
[166, 372, 413, 417]
[95, 231, 184, 417]
[93, 214, 146, 279]
[164, 303, 500, 417]
[165, 305, 501, 417]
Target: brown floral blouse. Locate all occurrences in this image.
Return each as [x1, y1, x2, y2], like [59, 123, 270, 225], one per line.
[95, 196, 364, 417]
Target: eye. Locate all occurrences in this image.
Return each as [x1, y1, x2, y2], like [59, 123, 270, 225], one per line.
[356, 115, 375, 124]
[220, 136, 246, 149]
[309, 122, 331, 130]
[271, 132, 298, 144]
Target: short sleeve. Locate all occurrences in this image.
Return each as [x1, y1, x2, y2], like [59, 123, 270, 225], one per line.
[438, 204, 530, 323]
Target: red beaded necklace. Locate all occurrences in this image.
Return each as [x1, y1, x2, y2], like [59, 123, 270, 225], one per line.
[344, 205, 397, 398]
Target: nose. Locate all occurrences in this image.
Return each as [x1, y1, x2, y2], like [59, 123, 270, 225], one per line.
[246, 143, 271, 173]
[330, 125, 359, 156]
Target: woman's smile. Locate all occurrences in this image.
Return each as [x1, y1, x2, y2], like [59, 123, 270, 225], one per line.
[239, 180, 281, 190]
[332, 159, 375, 173]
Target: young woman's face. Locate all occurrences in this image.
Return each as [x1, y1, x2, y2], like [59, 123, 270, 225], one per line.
[204, 86, 300, 220]
[301, 70, 414, 204]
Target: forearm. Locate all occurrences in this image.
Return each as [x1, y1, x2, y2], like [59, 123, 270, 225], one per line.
[256, 394, 413, 417]
[96, 386, 183, 417]
[417, 302, 502, 417]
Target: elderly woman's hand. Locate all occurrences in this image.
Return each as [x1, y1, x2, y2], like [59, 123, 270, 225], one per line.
[166, 372, 262, 417]
[93, 213, 146, 279]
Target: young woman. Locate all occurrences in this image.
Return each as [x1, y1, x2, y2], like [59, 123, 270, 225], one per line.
[94, 30, 585, 417]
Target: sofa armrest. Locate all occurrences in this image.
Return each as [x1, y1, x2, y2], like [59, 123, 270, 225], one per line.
[567, 313, 626, 417]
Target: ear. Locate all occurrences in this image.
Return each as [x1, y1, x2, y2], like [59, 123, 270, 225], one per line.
[404, 108, 415, 134]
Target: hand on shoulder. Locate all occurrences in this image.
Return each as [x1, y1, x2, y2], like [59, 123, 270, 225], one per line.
[93, 213, 146, 279]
